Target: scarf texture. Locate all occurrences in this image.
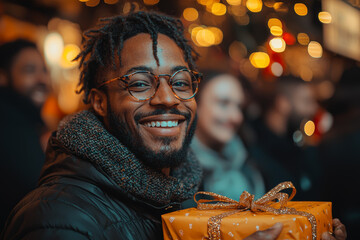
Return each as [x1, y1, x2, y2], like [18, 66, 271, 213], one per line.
[56, 110, 202, 206]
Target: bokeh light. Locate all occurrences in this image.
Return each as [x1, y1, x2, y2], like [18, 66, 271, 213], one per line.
[208, 27, 223, 45]
[249, 52, 270, 68]
[294, 3, 308, 16]
[211, 3, 227, 16]
[85, 0, 100, 7]
[143, 0, 160, 5]
[44, 32, 64, 65]
[60, 44, 80, 69]
[104, 0, 119, 4]
[308, 41, 323, 58]
[304, 120, 315, 136]
[183, 8, 199, 21]
[270, 26, 283, 36]
[297, 33, 310, 45]
[271, 62, 283, 76]
[268, 18, 282, 28]
[318, 12, 332, 24]
[226, 0, 242, 6]
[229, 41, 247, 62]
[246, 0, 263, 13]
[269, 37, 286, 52]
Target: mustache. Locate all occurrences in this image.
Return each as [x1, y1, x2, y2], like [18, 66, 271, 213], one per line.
[27, 83, 49, 94]
[134, 108, 191, 123]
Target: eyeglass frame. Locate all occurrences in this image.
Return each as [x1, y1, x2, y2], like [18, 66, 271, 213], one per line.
[97, 68, 202, 101]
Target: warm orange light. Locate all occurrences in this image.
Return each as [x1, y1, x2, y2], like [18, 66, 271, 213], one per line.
[294, 3, 308, 16]
[270, 26, 283, 36]
[196, 28, 215, 47]
[308, 41, 323, 58]
[60, 44, 80, 69]
[208, 27, 223, 45]
[183, 8, 199, 21]
[268, 18, 282, 29]
[246, 0, 263, 13]
[211, 3, 227, 16]
[226, 0, 242, 5]
[85, 0, 100, 7]
[249, 52, 270, 68]
[297, 33, 310, 45]
[143, 0, 160, 5]
[318, 11, 332, 24]
[104, 0, 119, 4]
[269, 37, 286, 52]
[304, 120, 315, 136]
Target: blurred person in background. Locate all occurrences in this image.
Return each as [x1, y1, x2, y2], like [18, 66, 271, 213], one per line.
[319, 65, 360, 239]
[0, 39, 50, 230]
[247, 76, 321, 200]
[190, 70, 265, 201]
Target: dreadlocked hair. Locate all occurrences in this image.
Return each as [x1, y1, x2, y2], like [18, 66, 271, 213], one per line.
[75, 10, 200, 104]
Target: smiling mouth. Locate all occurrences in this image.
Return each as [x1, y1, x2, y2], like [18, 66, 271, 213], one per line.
[143, 120, 180, 128]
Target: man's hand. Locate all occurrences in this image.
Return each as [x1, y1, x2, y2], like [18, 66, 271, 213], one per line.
[244, 223, 283, 240]
[321, 218, 347, 240]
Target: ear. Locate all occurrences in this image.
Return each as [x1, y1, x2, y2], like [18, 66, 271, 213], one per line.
[0, 70, 9, 87]
[90, 88, 108, 117]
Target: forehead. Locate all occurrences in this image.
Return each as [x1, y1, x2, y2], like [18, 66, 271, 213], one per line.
[202, 74, 244, 101]
[112, 33, 188, 76]
[13, 48, 41, 66]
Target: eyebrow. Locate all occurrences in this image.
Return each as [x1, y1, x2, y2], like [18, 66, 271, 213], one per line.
[124, 65, 189, 75]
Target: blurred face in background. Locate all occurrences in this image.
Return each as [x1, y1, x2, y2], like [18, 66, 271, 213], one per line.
[287, 84, 318, 128]
[196, 74, 244, 148]
[10, 47, 50, 108]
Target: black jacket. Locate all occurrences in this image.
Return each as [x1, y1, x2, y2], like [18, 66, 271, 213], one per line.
[0, 87, 45, 230]
[1, 136, 181, 240]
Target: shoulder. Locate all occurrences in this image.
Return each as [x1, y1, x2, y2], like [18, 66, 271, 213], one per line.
[2, 178, 161, 240]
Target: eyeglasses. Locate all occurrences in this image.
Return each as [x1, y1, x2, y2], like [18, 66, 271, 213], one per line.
[98, 68, 202, 101]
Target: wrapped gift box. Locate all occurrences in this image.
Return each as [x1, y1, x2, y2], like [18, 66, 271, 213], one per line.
[162, 201, 332, 240]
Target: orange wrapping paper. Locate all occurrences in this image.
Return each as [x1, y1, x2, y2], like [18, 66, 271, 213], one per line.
[162, 201, 332, 240]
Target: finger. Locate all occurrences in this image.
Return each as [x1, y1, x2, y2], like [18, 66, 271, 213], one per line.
[321, 232, 336, 240]
[333, 218, 347, 240]
[246, 223, 283, 240]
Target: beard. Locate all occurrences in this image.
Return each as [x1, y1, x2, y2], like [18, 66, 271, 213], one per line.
[106, 100, 197, 170]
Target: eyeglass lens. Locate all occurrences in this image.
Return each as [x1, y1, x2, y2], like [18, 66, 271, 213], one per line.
[127, 70, 198, 100]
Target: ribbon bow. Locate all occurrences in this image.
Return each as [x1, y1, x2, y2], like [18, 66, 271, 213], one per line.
[194, 181, 317, 240]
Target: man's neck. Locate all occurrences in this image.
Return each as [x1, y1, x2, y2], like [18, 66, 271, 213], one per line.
[265, 110, 287, 136]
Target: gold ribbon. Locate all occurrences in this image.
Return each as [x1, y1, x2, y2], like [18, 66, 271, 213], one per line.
[194, 181, 317, 240]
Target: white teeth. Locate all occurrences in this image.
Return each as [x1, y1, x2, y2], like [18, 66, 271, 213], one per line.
[144, 120, 179, 128]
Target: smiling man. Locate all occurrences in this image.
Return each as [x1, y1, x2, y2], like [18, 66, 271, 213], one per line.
[1, 11, 346, 240]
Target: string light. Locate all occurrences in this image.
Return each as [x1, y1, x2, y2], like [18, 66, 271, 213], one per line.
[297, 33, 310, 45]
[211, 3, 227, 16]
[270, 26, 283, 36]
[308, 41, 323, 58]
[271, 62, 283, 76]
[294, 3, 308, 16]
[183, 8, 199, 21]
[318, 12, 332, 24]
[226, 0, 242, 6]
[246, 0, 263, 13]
[268, 18, 282, 28]
[269, 37, 286, 52]
[143, 0, 160, 6]
[304, 120, 315, 136]
[85, 0, 100, 7]
[249, 52, 270, 68]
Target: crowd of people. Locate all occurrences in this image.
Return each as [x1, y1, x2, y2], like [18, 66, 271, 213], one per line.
[0, 9, 355, 240]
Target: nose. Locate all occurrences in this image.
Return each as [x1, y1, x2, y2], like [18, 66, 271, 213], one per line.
[149, 78, 180, 108]
[229, 106, 243, 126]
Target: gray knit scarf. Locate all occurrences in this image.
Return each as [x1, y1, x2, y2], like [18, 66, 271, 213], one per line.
[56, 110, 202, 205]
